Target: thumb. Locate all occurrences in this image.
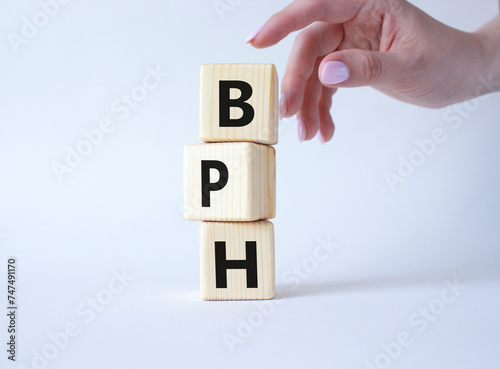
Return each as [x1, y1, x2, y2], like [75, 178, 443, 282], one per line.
[318, 49, 405, 88]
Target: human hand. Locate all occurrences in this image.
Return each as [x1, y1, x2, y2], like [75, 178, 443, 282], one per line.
[246, 0, 498, 143]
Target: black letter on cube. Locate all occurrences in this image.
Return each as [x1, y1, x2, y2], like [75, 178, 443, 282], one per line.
[215, 241, 258, 288]
[201, 160, 229, 208]
[219, 81, 255, 127]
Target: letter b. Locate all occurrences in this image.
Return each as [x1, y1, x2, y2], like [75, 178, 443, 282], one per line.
[219, 80, 255, 127]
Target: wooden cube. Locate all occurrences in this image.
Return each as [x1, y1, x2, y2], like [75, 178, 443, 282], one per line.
[184, 142, 276, 221]
[200, 221, 275, 300]
[200, 64, 278, 145]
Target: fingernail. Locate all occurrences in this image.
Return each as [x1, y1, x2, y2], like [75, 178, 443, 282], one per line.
[278, 93, 286, 120]
[320, 61, 350, 85]
[245, 24, 265, 43]
[317, 129, 325, 145]
[297, 118, 306, 142]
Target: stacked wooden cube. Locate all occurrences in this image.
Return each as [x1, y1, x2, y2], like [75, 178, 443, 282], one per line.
[184, 64, 278, 300]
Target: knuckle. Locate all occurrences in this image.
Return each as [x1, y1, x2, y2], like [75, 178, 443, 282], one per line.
[294, 28, 315, 49]
[293, 30, 308, 45]
[360, 53, 382, 83]
[266, 14, 280, 33]
[311, 0, 329, 19]
[266, 13, 288, 40]
[267, 12, 281, 28]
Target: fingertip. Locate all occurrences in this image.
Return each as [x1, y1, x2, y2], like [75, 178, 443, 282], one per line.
[248, 3, 307, 48]
[318, 87, 336, 143]
[278, 93, 286, 120]
[323, 122, 335, 142]
[317, 129, 326, 145]
[297, 118, 307, 143]
[318, 109, 335, 143]
[319, 60, 350, 86]
[249, 24, 284, 48]
[245, 24, 265, 44]
[280, 77, 305, 118]
[299, 112, 320, 141]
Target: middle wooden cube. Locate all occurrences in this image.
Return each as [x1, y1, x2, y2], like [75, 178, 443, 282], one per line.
[184, 142, 276, 221]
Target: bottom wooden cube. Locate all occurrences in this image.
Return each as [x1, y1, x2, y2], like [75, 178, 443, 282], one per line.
[200, 221, 275, 300]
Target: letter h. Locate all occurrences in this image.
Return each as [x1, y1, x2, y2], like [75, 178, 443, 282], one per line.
[215, 241, 258, 288]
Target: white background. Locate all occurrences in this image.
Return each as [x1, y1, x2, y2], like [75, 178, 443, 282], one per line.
[1, 0, 499, 368]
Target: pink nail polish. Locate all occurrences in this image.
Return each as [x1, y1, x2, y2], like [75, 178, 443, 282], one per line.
[317, 129, 325, 145]
[297, 118, 306, 143]
[279, 93, 286, 120]
[320, 61, 350, 85]
[245, 24, 265, 43]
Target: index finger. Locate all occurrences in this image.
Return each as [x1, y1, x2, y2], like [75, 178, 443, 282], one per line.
[250, 0, 361, 48]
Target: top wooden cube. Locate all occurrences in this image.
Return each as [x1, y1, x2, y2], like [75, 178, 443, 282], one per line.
[200, 64, 278, 145]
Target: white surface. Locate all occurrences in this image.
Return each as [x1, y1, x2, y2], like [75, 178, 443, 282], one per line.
[0, 0, 499, 368]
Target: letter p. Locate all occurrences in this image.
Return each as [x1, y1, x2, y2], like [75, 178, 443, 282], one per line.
[201, 160, 229, 207]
